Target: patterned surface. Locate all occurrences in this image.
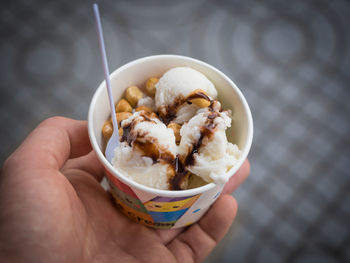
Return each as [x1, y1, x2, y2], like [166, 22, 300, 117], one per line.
[1, 0, 350, 262]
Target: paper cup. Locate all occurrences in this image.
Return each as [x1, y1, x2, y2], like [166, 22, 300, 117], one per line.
[88, 55, 253, 229]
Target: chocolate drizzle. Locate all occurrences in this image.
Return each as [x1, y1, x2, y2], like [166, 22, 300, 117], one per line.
[121, 111, 176, 165]
[160, 91, 212, 125]
[158, 98, 183, 125]
[169, 156, 188, 190]
[184, 111, 218, 166]
[120, 104, 221, 190]
[208, 100, 223, 112]
[122, 123, 134, 147]
[186, 91, 211, 102]
[168, 111, 219, 190]
[121, 112, 157, 148]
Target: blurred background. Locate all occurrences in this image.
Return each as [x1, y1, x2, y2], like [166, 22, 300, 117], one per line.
[1, 0, 350, 262]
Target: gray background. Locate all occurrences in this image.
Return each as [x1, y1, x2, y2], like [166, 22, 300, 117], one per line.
[1, 0, 350, 262]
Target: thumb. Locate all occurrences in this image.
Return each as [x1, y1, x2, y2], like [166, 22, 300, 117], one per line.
[2, 117, 91, 174]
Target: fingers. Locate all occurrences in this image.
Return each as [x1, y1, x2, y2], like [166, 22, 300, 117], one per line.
[222, 159, 250, 195]
[4, 117, 91, 172]
[62, 151, 104, 182]
[156, 228, 184, 245]
[157, 160, 249, 246]
[167, 195, 237, 263]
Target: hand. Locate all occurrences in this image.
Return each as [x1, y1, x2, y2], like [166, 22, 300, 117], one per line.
[0, 117, 250, 263]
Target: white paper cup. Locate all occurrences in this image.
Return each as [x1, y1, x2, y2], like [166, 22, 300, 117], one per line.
[88, 55, 253, 229]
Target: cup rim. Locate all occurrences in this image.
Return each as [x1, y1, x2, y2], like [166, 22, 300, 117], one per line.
[88, 54, 253, 197]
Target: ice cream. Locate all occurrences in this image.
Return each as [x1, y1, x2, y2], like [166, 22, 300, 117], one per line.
[104, 66, 241, 190]
[155, 67, 217, 124]
[177, 106, 240, 184]
[112, 111, 177, 190]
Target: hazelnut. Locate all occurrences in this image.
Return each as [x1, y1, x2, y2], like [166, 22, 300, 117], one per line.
[115, 99, 132, 113]
[102, 120, 113, 139]
[118, 127, 123, 137]
[125, 85, 143, 107]
[135, 105, 153, 113]
[187, 89, 211, 108]
[116, 112, 132, 126]
[145, 77, 158, 97]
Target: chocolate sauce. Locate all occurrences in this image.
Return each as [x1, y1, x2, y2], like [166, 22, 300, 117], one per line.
[207, 111, 219, 121]
[168, 111, 219, 190]
[160, 91, 212, 124]
[134, 141, 159, 163]
[121, 112, 180, 187]
[121, 112, 157, 146]
[169, 156, 187, 190]
[208, 100, 223, 112]
[159, 100, 182, 125]
[121, 104, 220, 190]
[141, 114, 154, 123]
[122, 123, 134, 146]
[186, 91, 211, 102]
[208, 101, 214, 111]
[183, 112, 218, 166]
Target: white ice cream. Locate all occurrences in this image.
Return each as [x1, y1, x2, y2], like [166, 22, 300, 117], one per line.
[112, 111, 177, 190]
[178, 108, 240, 184]
[155, 67, 217, 124]
[112, 144, 170, 190]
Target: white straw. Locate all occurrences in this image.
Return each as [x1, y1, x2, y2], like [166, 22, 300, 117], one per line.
[93, 3, 119, 137]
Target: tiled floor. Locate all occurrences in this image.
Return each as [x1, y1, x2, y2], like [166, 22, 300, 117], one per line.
[1, 0, 349, 262]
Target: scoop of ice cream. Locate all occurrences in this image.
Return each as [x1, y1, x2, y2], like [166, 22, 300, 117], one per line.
[178, 108, 240, 184]
[112, 143, 170, 189]
[112, 111, 177, 190]
[155, 67, 217, 124]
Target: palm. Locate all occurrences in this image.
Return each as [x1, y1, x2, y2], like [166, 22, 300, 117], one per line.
[0, 117, 248, 263]
[61, 165, 177, 263]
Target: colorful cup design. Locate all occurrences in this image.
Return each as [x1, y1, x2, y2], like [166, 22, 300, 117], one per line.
[88, 55, 253, 229]
[105, 169, 223, 228]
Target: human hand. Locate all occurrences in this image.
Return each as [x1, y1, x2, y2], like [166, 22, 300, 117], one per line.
[0, 117, 250, 263]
